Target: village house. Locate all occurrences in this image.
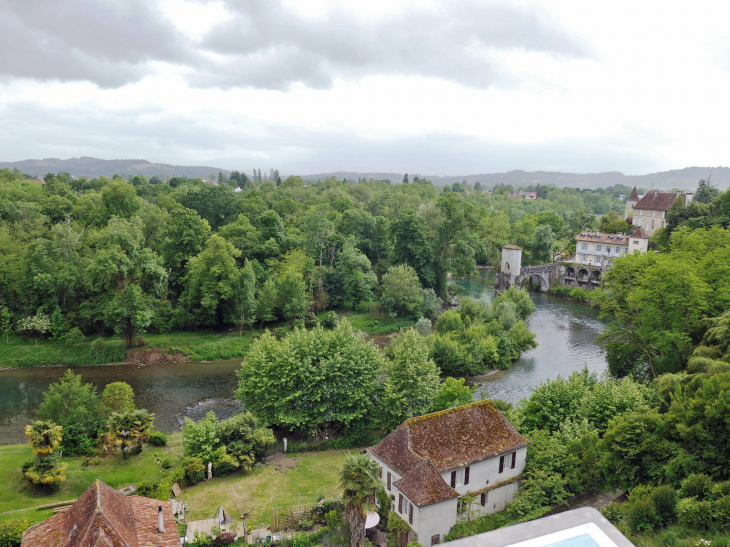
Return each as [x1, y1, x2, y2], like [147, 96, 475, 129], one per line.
[21, 479, 180, 547]
[366, 401, 529, 546]
[573, 229, 649, 267]
[627, 189, 693, 236]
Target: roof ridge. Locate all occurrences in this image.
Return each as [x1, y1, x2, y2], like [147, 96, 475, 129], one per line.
[406, 399, 494, 425]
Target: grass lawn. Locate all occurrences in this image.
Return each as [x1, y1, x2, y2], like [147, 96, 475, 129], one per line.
[0, 436, 349, 531]
[0, 435, 183, 523]
[181, 450, 350, 527]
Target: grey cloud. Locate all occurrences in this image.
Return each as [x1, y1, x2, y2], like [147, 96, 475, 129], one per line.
[0, 0, 594, 90]
[0, 101, 663, 176]
[198, 0, 595, 90]
[0, 0, 193, 87]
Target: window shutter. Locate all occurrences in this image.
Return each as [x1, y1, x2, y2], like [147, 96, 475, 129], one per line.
[480, 493, 485, 507]
[379, 468, 383, 479]
[450, 471, 456, 488]
[409, 504, 413, 524]
[398, 494, 403, 513]
[464, 466, 470, 485]
[511, 452, 516, 469]
[388, 472, 391, 490]
[499, 456, 504, 473]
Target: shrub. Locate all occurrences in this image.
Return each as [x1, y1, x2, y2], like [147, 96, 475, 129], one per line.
[91, 338, 106, 357]
[213, 453, 237, 476]
[650, 486, 678, 526]
[435, 310, 463, 334]
[64, 327, 85, 346]
[629, 484, 655, 502]
[321, 312, 338, 328]
[714, 495, 730, 530]
[182, 456, 206, 485]
[136, 480, 159, 497]
[677, 498, 713, 530]
[414, 317, 432, 336]
[600, 503, 624, 525]
[626, 498, 660, 534]
[0, 519, 33, 547]
[713, 481, 730, 500]
[679, 474, 713, 500]
[159, 457, 173, 470]
[213, 532, 236, 545]
[147, 430, 168, 446]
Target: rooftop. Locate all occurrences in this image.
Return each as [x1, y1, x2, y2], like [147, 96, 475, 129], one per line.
[633, 190, 683, 211]
[21, 480, 179, 547]
[368, 401, 529, 506]
[502, 245, 522, 250]
[628, 186, 639, 201]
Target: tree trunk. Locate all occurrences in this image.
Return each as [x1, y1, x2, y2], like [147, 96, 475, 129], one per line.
[125, 318, 134, 348]
[347, 506, 366, 547]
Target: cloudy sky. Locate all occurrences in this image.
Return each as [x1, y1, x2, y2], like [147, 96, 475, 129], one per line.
[1, 0, 729, 175]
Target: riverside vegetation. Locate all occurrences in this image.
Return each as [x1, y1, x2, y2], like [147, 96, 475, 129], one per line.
[3, 168, 730, 546]
[1, 167, 640, 365]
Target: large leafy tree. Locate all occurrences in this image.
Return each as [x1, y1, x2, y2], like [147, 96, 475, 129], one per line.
[340, 453, 381, 547]
[276, 270, 311, 326]
[182, 234, 242, 327]
[596, 252, 709, 377]
[236, 321, 385, 435]
[160, 207, 211, 296]
[100, 382, 135, 416]
[390, 210, 435, 289]
[237, 258, 257, 334]
[37, 369, 105, 455]
[101, 179, 141, 221]
[381, 329, 440, 430]
[380, 264, 422, 318]
[89, 216, 167, 346]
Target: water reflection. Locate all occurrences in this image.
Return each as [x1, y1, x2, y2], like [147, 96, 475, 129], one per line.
[454, 270, 608, 404]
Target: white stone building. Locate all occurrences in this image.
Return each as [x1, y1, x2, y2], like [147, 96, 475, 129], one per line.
[366, 401, 529, 546]
[573, 230, 650, 267]
[629, 190, 693, 236]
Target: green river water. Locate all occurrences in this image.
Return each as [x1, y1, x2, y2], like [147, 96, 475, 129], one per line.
[0, 270, 607, 444]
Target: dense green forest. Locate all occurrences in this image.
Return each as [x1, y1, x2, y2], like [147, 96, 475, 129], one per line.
[0, 167, 625, 349]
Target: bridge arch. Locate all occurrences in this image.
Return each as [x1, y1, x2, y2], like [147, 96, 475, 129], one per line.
[520, 272, 549, 292]
[577, 268, 589, 283]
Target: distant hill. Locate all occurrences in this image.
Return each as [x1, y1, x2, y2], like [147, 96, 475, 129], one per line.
[0, 156, 230, 179]
[302, 167, 730, 191]
[2, 157, 728, 191]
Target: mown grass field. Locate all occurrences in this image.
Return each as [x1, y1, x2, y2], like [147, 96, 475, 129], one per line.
[0, 434, 349, 530]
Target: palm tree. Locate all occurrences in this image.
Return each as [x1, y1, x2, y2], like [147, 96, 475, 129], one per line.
[340, 453, 382, 547]
[108, 409, 154, 459]
[25, 420, 63, 457]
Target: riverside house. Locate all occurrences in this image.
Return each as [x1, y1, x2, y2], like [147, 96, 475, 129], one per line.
[366, 401, 529, 546]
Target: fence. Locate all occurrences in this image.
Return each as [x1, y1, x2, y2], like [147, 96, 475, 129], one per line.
[271, 502, 321, 533]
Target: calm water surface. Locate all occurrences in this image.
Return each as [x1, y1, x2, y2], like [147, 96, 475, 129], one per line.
[0, 270, 608, 444]
[454, 269, 608, 403]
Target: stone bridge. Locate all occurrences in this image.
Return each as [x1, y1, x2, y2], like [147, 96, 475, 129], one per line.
[495, 262, 606, 293]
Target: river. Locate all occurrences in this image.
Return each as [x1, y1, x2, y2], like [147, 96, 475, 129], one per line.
[0, 270, 608, 444]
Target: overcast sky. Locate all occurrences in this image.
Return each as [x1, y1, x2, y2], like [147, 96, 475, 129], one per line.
[1, 0, 729, 175]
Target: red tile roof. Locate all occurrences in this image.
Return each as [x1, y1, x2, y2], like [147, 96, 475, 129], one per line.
[367, 401, 529, 506]
[630, 227, 650, 239]
[575, 232, 630, 244]
[628, 187, 639, 201]
[22, 480, 179, 547]
[393, 458, 459, 506]
[633, 191, 683, 211]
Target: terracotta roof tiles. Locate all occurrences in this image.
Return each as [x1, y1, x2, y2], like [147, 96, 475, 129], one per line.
[393, 459, 459, 506]
[22, 480, 179, 547]
[628, 187, 639, 201]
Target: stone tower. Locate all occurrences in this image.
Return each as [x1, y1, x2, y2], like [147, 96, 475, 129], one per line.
[501, 245, 523, 281]
[625, 186, 639, 220]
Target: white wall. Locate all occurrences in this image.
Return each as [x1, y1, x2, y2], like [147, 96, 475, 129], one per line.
[411, 498, 459, 545]
[628, 236, 649, 254]
[441, 447, 527, 497]
[501, 248, 522, 277]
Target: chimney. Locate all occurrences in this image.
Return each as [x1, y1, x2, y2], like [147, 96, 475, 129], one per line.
[158, 506, 165, 534]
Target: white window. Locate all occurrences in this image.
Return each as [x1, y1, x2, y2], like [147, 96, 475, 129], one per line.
[633, 240, 639, 245]
[661, 221, 665, 228]
[454, 468, 465, 486]
[403, 499, 412, 517]
[595, 244, 602, 251]
[580, 243, 587, 250]
[595, 256, 602, 264]
[652, 220, 655, 229]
